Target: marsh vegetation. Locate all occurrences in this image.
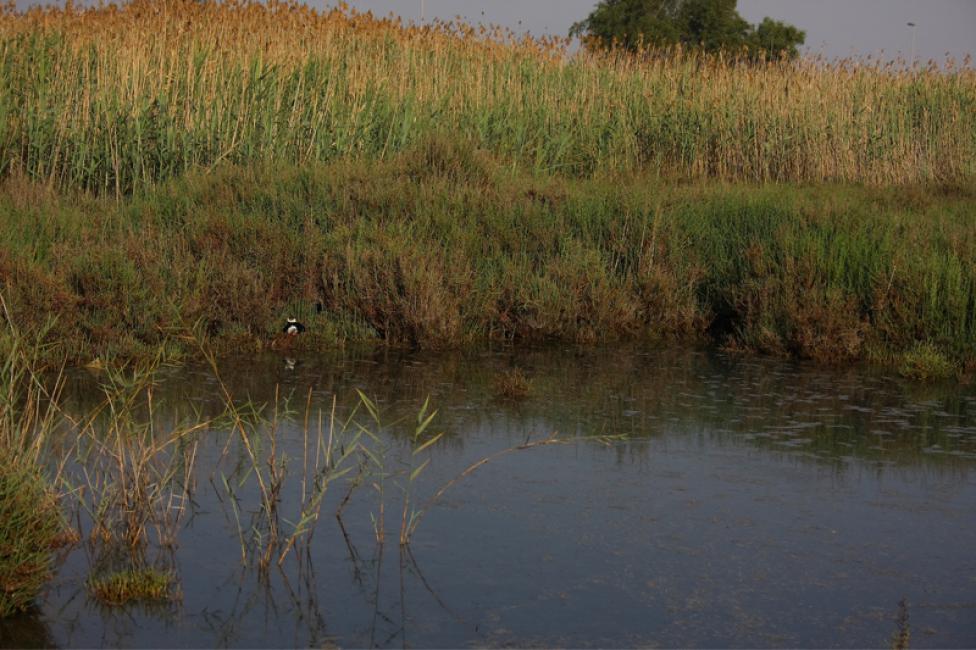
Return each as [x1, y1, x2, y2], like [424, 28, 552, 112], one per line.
[1, 159, 974, 373]
[0, 1, 973, 374]
[1, 2, 974, 646]
[0, 319, 576, 624]
[1, 1, 973, 192]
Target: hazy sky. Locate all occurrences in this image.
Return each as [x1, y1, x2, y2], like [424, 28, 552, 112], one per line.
[15, 0, 976, 65]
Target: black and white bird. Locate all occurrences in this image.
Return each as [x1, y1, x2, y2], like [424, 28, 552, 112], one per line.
[282, 318, 306, 336]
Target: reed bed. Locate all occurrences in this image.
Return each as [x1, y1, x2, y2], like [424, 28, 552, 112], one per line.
[70, 358, 205, 550]
[1, 0, 974, 194]
[0, 310, 469, 612]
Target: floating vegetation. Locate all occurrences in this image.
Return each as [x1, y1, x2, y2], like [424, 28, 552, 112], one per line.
[87, 568, 178, 607]
[494, 368, 532, 401]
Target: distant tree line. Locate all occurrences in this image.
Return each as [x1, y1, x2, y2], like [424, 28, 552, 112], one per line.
[571, 0, 806, 60]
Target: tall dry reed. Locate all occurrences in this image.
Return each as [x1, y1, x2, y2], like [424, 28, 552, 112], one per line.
[1, 0, 973, 194]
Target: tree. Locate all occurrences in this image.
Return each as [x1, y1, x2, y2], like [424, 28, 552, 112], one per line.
[570, 0, 805, 60]
[749, 17, 806, 60]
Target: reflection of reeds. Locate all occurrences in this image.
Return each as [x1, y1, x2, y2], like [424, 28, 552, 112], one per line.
[71, 355, 205, 549]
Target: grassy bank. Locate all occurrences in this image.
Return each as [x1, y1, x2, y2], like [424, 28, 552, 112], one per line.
[1, 145, 974, 374]
[1, 1, 975, 194]
[0, 1, 974, 376]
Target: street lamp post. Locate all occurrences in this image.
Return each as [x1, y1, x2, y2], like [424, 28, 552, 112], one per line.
[421, 0, 425, 21]
[906, 22, 917, 69]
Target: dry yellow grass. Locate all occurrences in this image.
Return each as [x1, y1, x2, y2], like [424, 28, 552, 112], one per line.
[0, 0, 974, 193]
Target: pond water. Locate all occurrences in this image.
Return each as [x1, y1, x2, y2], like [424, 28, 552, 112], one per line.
[2, 346, 975, 648]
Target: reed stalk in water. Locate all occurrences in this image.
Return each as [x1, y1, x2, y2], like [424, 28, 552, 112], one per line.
[70, 356, 205, 550]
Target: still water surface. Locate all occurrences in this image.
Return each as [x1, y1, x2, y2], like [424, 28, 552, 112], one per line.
[3, 346, 975, 648]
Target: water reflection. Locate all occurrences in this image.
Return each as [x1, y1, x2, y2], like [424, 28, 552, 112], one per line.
[16, 346, 976, 648]
[61, 346, 975, 466]
[0, 608, 58, 649]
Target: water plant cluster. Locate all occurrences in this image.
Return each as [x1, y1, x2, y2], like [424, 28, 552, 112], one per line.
[0, 315, 576, 616]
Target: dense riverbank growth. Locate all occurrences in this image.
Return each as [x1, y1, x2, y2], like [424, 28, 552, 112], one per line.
[0, 1, 974, 375]
[1, 153, 974, 374]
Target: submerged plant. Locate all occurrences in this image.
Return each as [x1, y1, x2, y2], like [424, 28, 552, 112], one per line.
[890, 598, 911, 650]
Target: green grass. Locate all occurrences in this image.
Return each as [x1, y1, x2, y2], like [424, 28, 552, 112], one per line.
[898, 343, 956, 381]
[1, 142, 974, 373]
[1, 2, 974, 378]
